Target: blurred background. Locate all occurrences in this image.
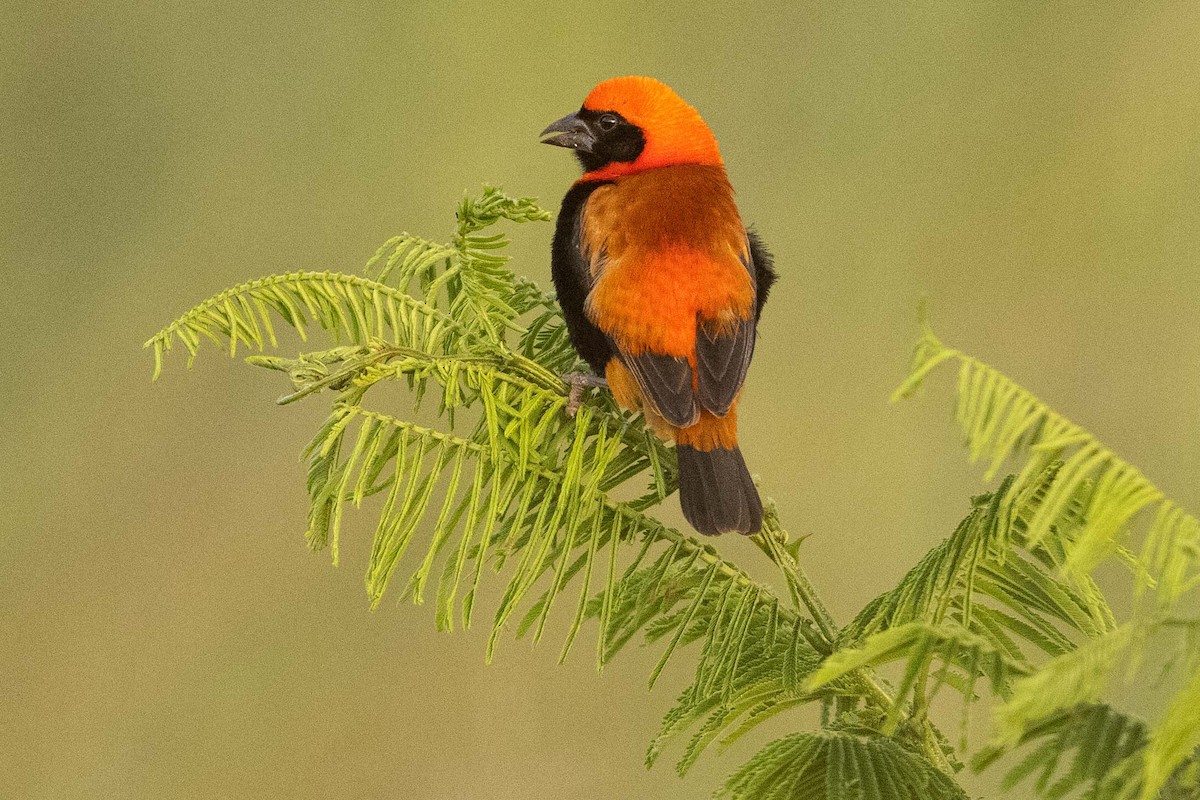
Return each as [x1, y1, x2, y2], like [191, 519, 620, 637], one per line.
[3, 2, 1199, 798]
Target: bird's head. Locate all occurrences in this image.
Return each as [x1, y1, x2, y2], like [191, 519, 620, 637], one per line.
[540, 76, 723, 180]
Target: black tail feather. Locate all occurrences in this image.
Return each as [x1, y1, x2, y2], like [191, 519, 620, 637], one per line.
[675, 444, 763, 535]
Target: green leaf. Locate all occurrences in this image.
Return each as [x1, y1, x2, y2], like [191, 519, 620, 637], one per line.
[894, 318, 1200, 617]
[973, 703, 1149, 800]
[145, 271, 467, 378]
[1141, 666, 1200, 800]
[720, 730, 968, 800]
[808, 622, 1028, 718]
[843, 473, 1112, 698]
[992, 625, 1134, 748]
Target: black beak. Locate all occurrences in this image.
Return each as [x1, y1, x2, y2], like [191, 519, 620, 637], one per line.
[540, 112, 596, 153]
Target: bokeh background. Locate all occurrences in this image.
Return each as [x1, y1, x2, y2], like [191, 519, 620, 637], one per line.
[4, 2, 1199, 798]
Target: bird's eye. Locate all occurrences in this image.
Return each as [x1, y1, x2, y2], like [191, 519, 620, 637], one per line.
[598, 114, 619, 131]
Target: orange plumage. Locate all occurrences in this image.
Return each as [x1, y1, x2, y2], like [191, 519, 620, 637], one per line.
[542, 77, 776, 534]
[582, 166, 754, 357]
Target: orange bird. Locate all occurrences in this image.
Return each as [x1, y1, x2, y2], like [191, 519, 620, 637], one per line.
[541, 76, 776, 535]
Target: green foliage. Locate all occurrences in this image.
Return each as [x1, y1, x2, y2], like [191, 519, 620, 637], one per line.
[973, 703, 1200, 800]
[809, 621, 1028, 728]
[991, 624, 1135, 749]
[894, 313, 1200, 799]
[147, 186, 830, 772]
[842, 471, 1114, 654]
[893, 312, 1200, 612]
[144, 270, 466, 380]
[149, 187, 1200, 799]
[719, 728, 967, 800]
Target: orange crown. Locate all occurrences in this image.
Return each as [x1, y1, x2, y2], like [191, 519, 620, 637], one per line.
[582, 76, 723, 179]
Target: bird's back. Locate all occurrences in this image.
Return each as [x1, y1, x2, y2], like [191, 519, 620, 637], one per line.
[580, 164, 755, 362]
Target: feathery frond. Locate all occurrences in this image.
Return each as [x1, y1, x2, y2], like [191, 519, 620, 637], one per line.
[366, 186, 552, 343]
[844, 472, 1111, 656]
[809, 622, 1028, 724]
[992, 624, 1136, 748]
[896, 312, 1200, 798]
[893, 315, 1200, 615]
[1140, 665, 1200, 800]
[634, 565, 825, 776]
[974, 704, 1151, 800]
[144, 271, 468, 380]
[974, 703, 1200, 800]
[719, 729, 968, 800]
[813, 471, 1113, 746]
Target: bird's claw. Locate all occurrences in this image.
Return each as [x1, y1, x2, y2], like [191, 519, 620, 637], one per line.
[562, 371, 608, 417]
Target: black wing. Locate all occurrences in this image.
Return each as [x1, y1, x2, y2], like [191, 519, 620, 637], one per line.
[620, 351, 699, 427]
[696, 229, 777, 415]
[552, 180, 699, 426]
[551, 180, 614, 374]
[695, 312, 754, 416]
[694, 235, 772, 416]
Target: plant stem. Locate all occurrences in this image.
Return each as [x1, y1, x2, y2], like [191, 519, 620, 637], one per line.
[757, 512, 956, 776]
[756, 526, 838, 644]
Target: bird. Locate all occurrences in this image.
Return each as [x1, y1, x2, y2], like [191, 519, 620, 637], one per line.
[540, 76, 777, 535]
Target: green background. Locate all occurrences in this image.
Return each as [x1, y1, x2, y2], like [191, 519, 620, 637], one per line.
[4, 2, 1199, 798]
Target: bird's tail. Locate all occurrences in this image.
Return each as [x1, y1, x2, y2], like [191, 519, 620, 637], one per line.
[675, 444, 763, 535]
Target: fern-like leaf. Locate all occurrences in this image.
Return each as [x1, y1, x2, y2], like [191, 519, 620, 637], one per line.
[894, 316, 1200, 613]
[823, 471, 1113, 745]
[366, 186, 552, 343]
[1140, 666, 1200, 800]
[720, 729, 968, 800]
[975, 703, 1149, 800]
[144, 271, 467, 379]
[975, 702, 1200, 800]
[896, 314, 1200, 797]
[808, 622, 1028, 725]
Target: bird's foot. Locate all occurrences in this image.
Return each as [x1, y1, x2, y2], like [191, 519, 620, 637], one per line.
[563, 372, 608, 417]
